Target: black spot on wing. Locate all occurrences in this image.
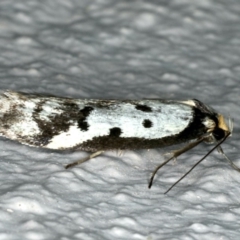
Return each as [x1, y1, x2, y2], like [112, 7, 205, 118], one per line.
[77, 106, 93, 131]
[143, 119, 153, 128]
[109, 127, 122, 137]
[135, 104, 152, 112]
[78, 121, 90, 131]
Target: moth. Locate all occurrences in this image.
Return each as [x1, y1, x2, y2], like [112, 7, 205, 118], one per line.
[0, 91, 237, 193]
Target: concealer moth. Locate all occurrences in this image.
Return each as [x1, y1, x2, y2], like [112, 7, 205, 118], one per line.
[0, 91, 237, 193]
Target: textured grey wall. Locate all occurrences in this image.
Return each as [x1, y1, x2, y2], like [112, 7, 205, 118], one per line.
[0, 1, 240, 239]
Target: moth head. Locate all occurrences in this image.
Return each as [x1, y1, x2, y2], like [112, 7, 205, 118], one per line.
[204, 114, 232, 143]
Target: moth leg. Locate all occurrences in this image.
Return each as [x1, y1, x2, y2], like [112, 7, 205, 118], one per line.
[65, 150, 104, 169]
[218, 146, 240, 172]
[148, 137, 205, 189]
[117, 149, 124, 157]
[164, 133, 231, 194]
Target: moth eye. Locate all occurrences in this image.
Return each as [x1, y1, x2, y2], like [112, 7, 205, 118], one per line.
[212, 128, 226, 141]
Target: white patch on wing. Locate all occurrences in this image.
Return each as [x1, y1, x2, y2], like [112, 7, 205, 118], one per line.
[46, 125, 84, 149]
[46, 100, 193, 149]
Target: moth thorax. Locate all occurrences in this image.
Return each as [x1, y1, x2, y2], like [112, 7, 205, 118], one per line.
[203, 118, 216, 132]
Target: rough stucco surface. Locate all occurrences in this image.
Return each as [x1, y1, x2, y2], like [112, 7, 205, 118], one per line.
[0, 1, 240, 239]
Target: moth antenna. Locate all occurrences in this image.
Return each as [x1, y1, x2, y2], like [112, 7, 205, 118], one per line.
[148, 136, 206, 189]
[117, 149, 124, 157]
[164, 132, 231, 194]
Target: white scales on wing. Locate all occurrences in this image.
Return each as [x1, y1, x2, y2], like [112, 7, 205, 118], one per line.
[47, 101, 193, 149]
